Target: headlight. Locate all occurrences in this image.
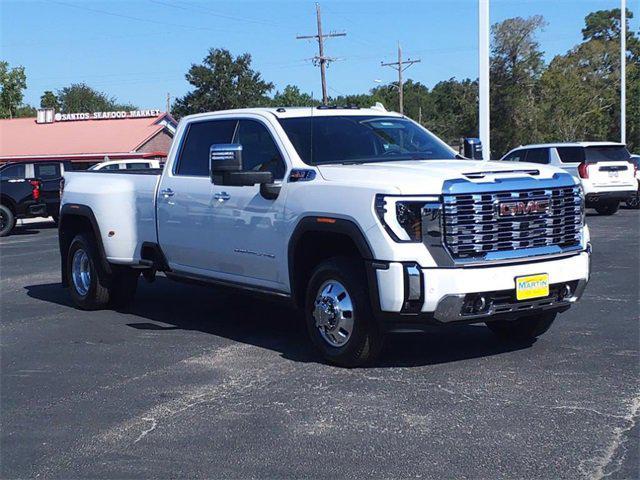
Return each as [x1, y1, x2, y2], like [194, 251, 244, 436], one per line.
[375, 195, 442, 242]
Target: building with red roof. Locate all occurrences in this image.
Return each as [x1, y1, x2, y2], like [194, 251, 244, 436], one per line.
[0, 109, 177, 168]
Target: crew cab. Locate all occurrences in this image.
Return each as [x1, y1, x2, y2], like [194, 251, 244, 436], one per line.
[59, 107, 591, 366]
[0, 163, 48, 236]
[501, 142, 636, 215]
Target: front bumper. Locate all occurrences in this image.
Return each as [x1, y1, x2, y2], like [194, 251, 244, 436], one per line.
[369, 251, 590, 331]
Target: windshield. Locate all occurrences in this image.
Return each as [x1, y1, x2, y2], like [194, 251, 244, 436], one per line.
[584, 146, 631, 163]
[278, 115, 457, 165]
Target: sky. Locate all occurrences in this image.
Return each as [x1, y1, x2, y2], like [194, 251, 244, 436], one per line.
[1, 0, 638, 111]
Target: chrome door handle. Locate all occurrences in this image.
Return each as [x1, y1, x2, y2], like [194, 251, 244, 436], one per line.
[160, 188, 174, 198]
[214, 192, 230, 202]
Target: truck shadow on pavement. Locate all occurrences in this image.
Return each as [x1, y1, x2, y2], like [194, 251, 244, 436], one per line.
[8, 220, 57, 237]
[25, 276, 534, 368]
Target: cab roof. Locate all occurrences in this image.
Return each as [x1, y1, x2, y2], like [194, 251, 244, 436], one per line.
[182, 106, 402, 122]
[511, 141, 625, 149]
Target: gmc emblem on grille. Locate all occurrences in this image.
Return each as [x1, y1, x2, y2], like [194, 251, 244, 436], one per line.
[498, 199, 550, 217]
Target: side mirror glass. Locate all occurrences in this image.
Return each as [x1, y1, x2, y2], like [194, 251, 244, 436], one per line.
[463, 138, 483, 160]
[210, 144, 243, 180]
[209, 143, 273, 187]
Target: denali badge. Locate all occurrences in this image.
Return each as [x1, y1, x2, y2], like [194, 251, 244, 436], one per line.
[498, 199, 550, 217]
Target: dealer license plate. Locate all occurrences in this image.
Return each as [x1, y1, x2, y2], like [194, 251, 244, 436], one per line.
[515, 274, 549, 301]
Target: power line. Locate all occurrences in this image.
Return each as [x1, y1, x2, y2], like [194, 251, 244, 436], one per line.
[381, 42, 421, 115]
[49, 0, 231, 33]
[296, 3, 346, 105]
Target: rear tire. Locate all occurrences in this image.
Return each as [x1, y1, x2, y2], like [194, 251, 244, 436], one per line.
[0, 204, 16, 237]
[626, 192, 640, 209]
[486, 312, 556, 341]
[595, 200, 619, 215]
[66, 234, 111, 310]
[304, 257, 383, 367]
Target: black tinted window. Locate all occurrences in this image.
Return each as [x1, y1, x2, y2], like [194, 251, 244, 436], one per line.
[503, 150, 525, 162]
[584, 146, 630, 163]
[126, 163, 149, 170]
[557, 147, 585, 163]
[34, 163, 61, 180]
[234, 120, 286, 180]
[525, 148, 549, 164]
[278, 116, 456, 165]
[177, 120, 237, 176]
[102, 164, 120, 171]
[0, 164, 26, 180]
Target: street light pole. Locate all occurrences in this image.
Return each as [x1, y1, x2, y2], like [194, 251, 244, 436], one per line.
[479, 0, 490, 160]
[621, 0, 626, 145]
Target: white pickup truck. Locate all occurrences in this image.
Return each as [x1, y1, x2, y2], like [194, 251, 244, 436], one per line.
[59, 107, 591, 366]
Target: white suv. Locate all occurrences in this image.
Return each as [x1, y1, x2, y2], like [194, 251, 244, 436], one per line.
[501, 142, 637, 215]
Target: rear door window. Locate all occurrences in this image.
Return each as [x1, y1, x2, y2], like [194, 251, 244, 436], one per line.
[176, 120, 237, 176]
[557, 147, 585, 164]
[0, 164, 26, 180]
[524, 148, 549, 164]
[125, 163, 150, 170]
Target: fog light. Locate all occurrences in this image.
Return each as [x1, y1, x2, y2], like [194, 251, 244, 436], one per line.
[473, 295, 488, 313]
[561, 284, 572, 300]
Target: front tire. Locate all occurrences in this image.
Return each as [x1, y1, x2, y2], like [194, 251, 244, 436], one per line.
[486, 312, 556, 341]
[594, 200, 619, 215]
[304, 257, 383, 367]
[66, 234, 111, 310]
[0, 204, 16, 237]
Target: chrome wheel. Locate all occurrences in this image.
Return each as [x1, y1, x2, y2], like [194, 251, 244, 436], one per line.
[628, 194, 640, 209]
[71, 248, 91, 296]
[313, 280, 354, 347]
[0, 210, 6, 231]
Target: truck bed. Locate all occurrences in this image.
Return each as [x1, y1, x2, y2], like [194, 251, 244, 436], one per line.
[62, 170, 162, 263]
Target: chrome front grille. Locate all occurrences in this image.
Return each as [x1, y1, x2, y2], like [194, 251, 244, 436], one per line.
[442, 186, 583, 260]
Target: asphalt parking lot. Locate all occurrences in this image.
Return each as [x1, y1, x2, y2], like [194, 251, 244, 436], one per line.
[1, 210, 638, 479]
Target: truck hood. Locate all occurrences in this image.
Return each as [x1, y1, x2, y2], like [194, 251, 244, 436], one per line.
[316, 159, 572, 194]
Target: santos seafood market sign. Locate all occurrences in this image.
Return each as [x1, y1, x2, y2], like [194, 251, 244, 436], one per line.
[54, 109, 161, 122]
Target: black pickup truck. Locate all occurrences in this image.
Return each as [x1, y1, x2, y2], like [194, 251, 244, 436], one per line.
[0, 162, 64, 236]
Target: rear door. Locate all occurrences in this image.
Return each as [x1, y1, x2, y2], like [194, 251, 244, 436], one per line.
[583, 146, 636, 189]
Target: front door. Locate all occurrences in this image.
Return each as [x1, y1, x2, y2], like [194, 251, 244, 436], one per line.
[157, 118, 237, 273]
[208, 118, 289, 290]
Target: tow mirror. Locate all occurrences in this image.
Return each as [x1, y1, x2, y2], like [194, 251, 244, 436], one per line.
[209, 143, 272, 186]
[462, 138, 483, 160]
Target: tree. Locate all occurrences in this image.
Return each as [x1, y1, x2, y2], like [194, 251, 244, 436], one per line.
[40, 90, 60, 110]
[427, 78, 478, 145]
[56, 83, 136, 113]
[539, 8, 640, 151]
[490, 15, 547, 157]
[172, 48, 273, 118]
[271, 85, 319, 107]
[0, 61, 28, 119]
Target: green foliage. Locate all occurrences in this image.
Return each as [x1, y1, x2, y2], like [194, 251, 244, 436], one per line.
[172, 48, 274, 118]
[271, 85, 319, 107]
[40, 90, 60, 110]
[489, 15, 547, 157]
[0, 61, 28, 118]
[55, 83, 137, 113]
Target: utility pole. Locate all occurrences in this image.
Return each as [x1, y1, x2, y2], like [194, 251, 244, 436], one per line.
[479, 0, 491, 160]
[166, 92, 171, 113]
[381, 42, 420, 115]
[296, 3, 346, 105]
[621, 0, 626, 144]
